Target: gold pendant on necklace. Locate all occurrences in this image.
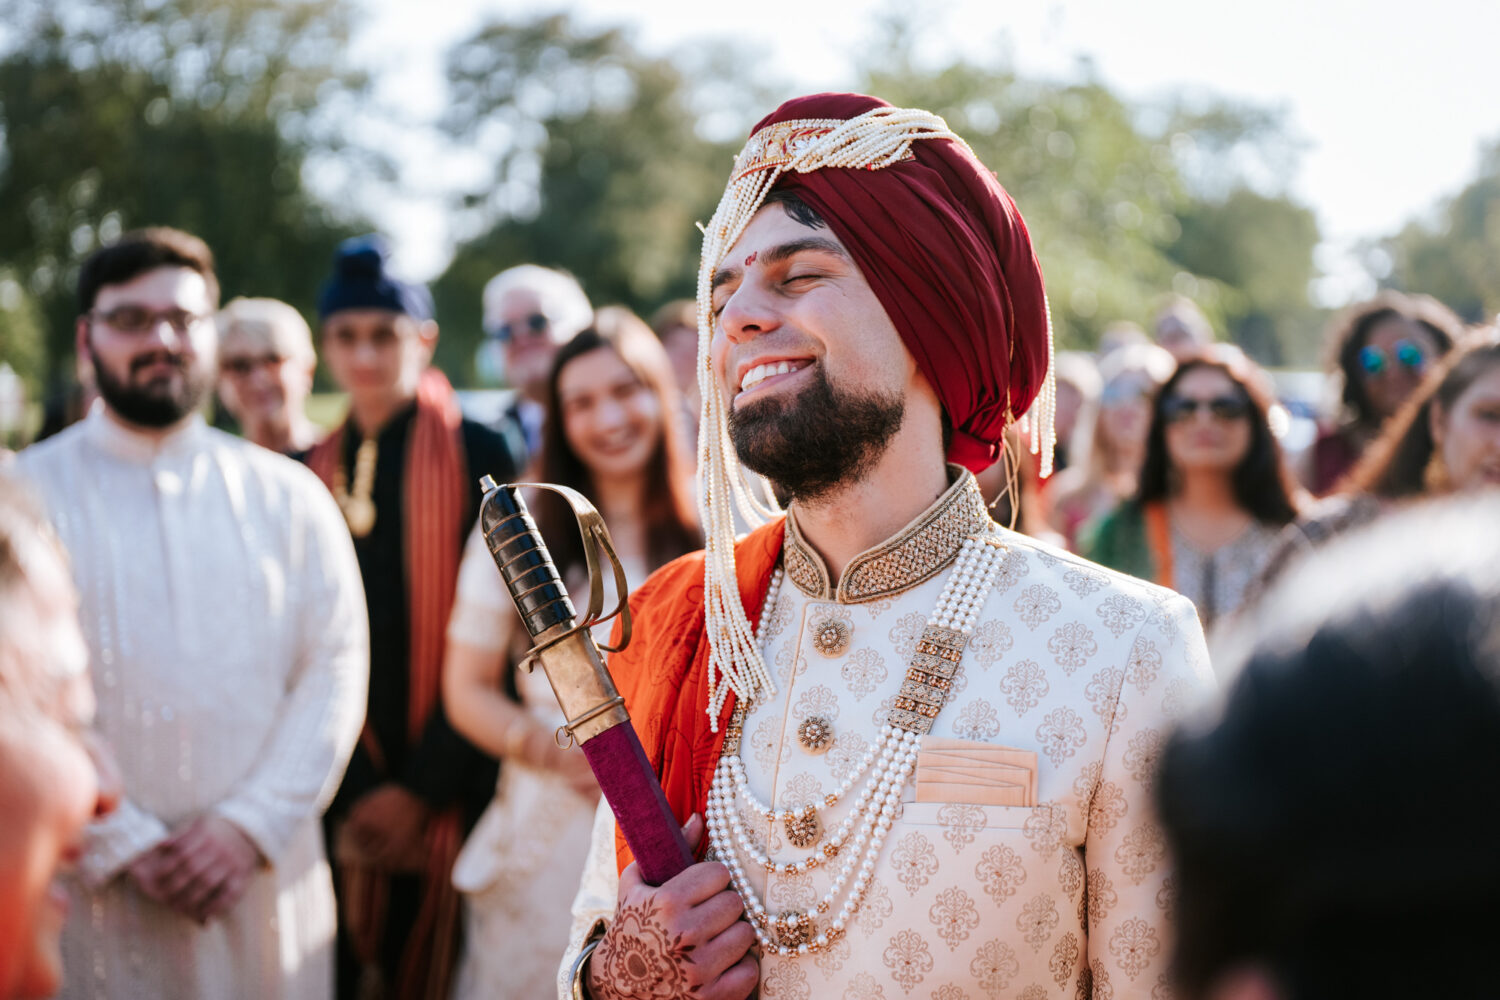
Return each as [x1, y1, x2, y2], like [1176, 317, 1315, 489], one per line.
[784, 805, 821, 848]
[342, 495, 377, 538]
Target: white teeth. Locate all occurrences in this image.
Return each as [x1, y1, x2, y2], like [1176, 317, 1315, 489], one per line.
[739, 360, 802, 392]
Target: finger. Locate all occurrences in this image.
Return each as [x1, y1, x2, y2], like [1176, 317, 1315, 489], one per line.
[691, 918, 757, 984]
[687, 888, 748, 940]
[682, 812, 705, 851]
[159, 850, 217, 898]
[661, 859, 733, 906]
[175, 868, 227, 917]
[709, 951, 760, 1000]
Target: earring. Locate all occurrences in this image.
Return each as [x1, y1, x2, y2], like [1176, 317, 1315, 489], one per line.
[1422, 450, 1452, 494]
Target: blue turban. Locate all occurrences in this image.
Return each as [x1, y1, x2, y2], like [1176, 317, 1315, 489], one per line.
[317, 234, 434, 322]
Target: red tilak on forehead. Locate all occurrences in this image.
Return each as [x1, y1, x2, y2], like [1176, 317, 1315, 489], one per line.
[744, 251, 758, 267]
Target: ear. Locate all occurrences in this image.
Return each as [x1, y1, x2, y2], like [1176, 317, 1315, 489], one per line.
[75, 316, 91, 362]
[416, 319, 440, 363]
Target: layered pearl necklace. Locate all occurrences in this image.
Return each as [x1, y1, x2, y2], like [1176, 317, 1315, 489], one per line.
[706, 531, 1009, 957]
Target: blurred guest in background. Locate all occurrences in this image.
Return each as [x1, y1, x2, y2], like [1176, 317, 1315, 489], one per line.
[649, 298, 702, 447]
[1088, 350, 1300, 632]
[1307, 291, 1461, 495]
[1158, 494, 1500, 999]
[1096, 319, 1151, 358]
[215, 297, 320, 454]
[0, 477, 118, 1000]
[1048, 342, 1175, 549]
[1259, 326, 1500, 588]
[481, 265, 593, 462]
[1154, 295, 1215, 360]
[1046, 349, 1102, 476]
[306, 235, 518, 1000]
[17, 228, 368, 999]
[442, 307, 699, 999]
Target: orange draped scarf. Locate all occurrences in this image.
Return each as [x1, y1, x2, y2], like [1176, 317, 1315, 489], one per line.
[307, 368, 468, 1000]
[609, 518, 786, 874]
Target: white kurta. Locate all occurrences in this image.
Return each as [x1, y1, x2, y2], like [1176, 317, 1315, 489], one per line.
[16, 408, 368, 1000]
[563, 472, 1215, 999]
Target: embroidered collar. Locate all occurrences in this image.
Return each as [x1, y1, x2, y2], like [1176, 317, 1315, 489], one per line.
[783, 466, 993, 603]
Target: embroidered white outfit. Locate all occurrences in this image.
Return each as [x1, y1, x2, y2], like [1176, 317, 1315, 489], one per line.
[16, 408, 368, 1000]
[562, 471, 1214, 998]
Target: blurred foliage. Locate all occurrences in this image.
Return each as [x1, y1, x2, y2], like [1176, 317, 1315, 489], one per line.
[1377, 139, 1500, 324]
[0, 0, 370, 392]
[429, 14, 767, 381]
[857, 20, 1323, 364]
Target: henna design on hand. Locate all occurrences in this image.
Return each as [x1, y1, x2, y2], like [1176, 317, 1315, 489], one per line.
[594, 896, 700, 999]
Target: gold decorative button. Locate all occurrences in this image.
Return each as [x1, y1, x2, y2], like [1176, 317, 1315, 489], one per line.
[797, 715, 834, 754]
[810, 616, 852, 657]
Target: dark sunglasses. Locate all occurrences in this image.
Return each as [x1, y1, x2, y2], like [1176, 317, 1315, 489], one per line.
[487, 312, 549, 343]
[1359, 339, 1426, 376]
[1161, 394, 1251, 423]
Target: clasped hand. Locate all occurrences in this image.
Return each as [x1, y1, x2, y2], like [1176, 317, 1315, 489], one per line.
[587, 814, 758, 1000]
[128, 814, 261, 925]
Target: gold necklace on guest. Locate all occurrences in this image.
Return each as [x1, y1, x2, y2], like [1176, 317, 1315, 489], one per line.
[333, 437, 378, 537]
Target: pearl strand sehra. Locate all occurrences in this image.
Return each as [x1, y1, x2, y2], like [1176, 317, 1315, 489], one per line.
[706, 531, 1009, 956]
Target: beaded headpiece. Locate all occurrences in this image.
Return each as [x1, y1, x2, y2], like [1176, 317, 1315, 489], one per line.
[694, 100, 1056, 726]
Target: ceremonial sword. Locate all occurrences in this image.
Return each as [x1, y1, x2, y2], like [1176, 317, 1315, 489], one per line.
[476, 476, 695, 886]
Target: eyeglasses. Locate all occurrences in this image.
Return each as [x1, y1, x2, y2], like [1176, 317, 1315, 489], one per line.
[1161, 394, 1251, 423]
[90, 306, 210, 334]
[487, 313, 549, 343]
[1359, 339, 1426, 376]
[221, 353, 288, 377]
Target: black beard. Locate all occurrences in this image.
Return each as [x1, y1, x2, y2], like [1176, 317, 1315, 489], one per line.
[728, 364, 905, 503]
[89, 344, 211, 428]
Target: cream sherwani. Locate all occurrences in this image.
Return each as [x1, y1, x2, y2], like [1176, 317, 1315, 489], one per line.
[563, 472, 1214, 998]
[16, 408, 368, 1000]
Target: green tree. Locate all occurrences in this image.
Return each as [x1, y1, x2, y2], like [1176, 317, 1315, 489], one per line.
[1378, 139, 1500, 323]
[0, 0, 369, 389]
[430, 14, 766, 382]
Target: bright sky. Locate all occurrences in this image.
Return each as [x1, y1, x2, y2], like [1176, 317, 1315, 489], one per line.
[357, 0, 1500, 306]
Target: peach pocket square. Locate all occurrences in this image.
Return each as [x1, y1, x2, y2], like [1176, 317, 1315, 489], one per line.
[914, 739, 1038, 807]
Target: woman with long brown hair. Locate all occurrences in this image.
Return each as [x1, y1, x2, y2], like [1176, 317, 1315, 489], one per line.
[1260, 326, 1500, 584]
[440, 307, 700, 999]
[1087, 348, 1301, 632]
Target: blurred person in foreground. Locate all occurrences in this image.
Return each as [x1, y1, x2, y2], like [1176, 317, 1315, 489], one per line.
[1087, 349, 1300, 634]
[649, 298, 703, 446]
[216, 297, 321, 454]
[481, 264, 593, 461]
[1153, 296, 1214, 361]
[305, 235, 519, 1000]
[1157, 492, 1500, 1000]
[1047, 343, 1176, 550]
[561, 92, 1214, 1000]
[0, 478, 119, 999]
[442, 308, 700, 999]
[1305, 291, 1461, 495]
[1258, 326, 1500, 589]
[14, 227, 368, 998]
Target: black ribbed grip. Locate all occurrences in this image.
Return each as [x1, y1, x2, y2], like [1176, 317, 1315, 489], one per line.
[479, 480, 577, 638]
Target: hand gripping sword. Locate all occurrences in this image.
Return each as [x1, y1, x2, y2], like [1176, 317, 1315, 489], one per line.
[476, 476, 695, 886]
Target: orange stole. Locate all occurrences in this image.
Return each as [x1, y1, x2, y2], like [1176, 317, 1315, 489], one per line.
[307, 368, 469, 1000]
[610, 518, 787, 875]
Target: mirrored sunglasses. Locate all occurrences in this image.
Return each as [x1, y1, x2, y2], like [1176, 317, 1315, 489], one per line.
[1359, 339, 1426, 376]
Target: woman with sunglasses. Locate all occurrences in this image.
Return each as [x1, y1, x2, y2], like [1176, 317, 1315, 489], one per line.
[1046, 343, 1177, 550]
[1258, 326, 1500, 589]
[1086, 349, 1300, 632]
[440, 308, 701, 1000]
[1308, 292, 1461, 495]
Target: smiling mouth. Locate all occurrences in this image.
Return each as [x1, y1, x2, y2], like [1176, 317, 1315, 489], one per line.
[739, 359, 812, 394]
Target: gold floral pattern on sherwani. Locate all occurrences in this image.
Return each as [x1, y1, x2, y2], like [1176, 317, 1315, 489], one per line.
[560, 479, 1217, 998]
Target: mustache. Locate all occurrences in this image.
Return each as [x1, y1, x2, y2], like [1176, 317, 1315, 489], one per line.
[129, 351, 186, 375]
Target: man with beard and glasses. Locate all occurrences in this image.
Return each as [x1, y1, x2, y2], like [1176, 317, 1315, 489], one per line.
[560, 95, 1216, 1000]
[13, 227, 369, 999]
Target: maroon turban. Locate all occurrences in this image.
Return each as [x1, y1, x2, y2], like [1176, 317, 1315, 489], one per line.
[750, 93, 1050, 472]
